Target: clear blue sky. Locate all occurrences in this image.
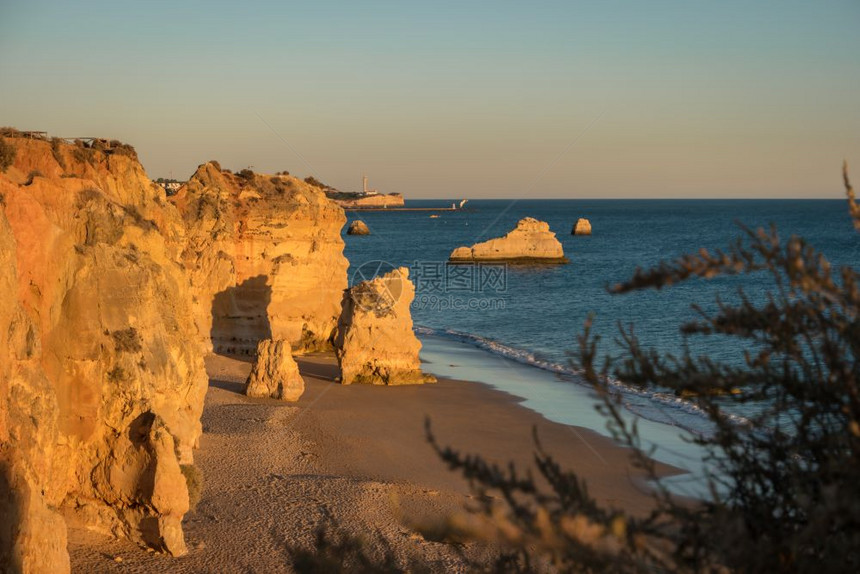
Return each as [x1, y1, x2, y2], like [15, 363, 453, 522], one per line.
[1, 1, 858, 198]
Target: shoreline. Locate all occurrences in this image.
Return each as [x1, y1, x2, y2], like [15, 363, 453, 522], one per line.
[417, 332, 710, 497]
[68, 351, 681, 572]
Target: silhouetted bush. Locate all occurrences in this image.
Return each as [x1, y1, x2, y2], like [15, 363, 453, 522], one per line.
[294, 165, 860, 573]
[238, 168, 255, 180]
[421, 164, 860, 573]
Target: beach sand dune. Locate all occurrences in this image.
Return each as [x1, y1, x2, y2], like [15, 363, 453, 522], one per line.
[68, 353, 676, 573]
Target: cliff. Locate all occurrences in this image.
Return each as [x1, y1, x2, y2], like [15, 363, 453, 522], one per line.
[171, 166, 348, 355]
[0, 134, 207, 571]
[449, 217, 568, 263]
[334, 268, 436, 385]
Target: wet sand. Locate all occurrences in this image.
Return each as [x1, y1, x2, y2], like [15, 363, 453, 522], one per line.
[68, 353, 679, 573]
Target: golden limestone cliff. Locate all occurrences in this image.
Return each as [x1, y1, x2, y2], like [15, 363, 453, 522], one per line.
[0, 134, 207, 572]
[170, 164, 348, 355]
[334, 267, 436, 385]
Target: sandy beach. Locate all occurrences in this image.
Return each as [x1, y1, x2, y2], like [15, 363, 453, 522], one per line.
[67, 353, 678, 573]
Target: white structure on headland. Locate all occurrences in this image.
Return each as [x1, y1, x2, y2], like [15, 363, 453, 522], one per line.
[361, 174, 379, 196]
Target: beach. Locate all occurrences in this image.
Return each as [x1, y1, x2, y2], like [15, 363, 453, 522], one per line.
[68, 352, 679, 573]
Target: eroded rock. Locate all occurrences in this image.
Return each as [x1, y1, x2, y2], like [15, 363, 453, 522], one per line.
[449, 217, 567, 263]
[245, 340, 305, 401]
[572, 218, 592, 235]
[347, 220, 370, 235]
[334, 268, 436, 385]
[171, 166, 348, 355]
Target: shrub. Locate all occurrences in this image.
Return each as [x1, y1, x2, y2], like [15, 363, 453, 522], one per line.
[72, 145, 94, 165]
[50, 137, 66, 170]
[0, 137, 16, 172]
[106, 366, 127, 383]
[111, 328, 142, 353]
[304, 176, 329, 190]
[180, 464, 204, 511]
[419, 164, 860, 573]
[293, 165, 860, 572]
[238, 168, 255, 180]
[110, 142, 137, 159]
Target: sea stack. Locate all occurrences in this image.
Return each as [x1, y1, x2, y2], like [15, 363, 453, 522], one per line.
[244, 339, 305, 401]
[449, 217, 567, 263]
[334, 267, 436, 385]
[347, 220, 371, 235]
[572, 218, 592, 235]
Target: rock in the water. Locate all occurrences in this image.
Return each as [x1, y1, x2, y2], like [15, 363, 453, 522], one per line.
[449, 217, 567, 263]
[245, 339, 305, 401]
[347, 220, 371, 235]
[572, 218, 592, 235]
[170, 165, 348, 355]
[334, 268, 436, 385]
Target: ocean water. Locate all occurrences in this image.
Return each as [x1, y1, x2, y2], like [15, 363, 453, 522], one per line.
[342, 199, 860, 488]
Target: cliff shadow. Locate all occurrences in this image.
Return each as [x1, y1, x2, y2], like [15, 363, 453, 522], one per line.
[210, 275, 272, 359]
[0, 459, 20, 571]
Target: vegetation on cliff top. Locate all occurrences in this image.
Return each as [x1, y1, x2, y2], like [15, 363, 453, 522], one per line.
[0, 137, 16, 172]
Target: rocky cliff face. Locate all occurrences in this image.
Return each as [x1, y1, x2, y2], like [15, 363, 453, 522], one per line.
[449, 217, 567, 263]
[0, 135, 207, 571]
[334, 268, 436, 385]
[171, 165, 348, 355]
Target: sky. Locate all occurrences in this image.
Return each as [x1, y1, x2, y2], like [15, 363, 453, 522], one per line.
[1, 1, 858, 198]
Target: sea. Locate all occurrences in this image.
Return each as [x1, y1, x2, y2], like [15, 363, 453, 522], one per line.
[342, 199, 860, 496]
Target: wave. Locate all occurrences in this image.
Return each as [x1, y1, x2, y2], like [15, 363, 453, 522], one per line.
[415, 325, 750, 435]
